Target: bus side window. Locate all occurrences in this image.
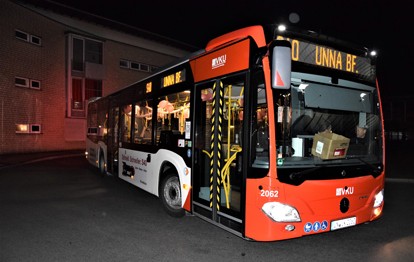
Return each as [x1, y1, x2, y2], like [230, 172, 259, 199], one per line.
[134, 100, 153, 144]
[112, 107, 119, 145]
[156, 91, 190, 145]
[87, 102, 98, 141]
[252, 84, 270, 169]
[97, 101, 108, 141]
[256, 107, 269, 153]
[121, 104, 132, 143]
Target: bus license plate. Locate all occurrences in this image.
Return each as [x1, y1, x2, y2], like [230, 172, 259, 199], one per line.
[331, 217, 356, 231]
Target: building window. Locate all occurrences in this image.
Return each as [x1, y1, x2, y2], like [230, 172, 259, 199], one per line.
[72, 37, 103, 71]
[30, 35, 41, 46]
[16, 124, 29, 133]
[72, 78, 83, 110]
[140, 64, 149, 72]
[15, 77, 29, 87]
[120, 59, 129, 68]
[16, 124, 42, 134]
[85, 39, 102, 64]
[69, 35, 103, 118]
[15, 30, 29, 41]
[130, 62, 140, 70]
[71, 78, 102, 113]
[15, 77, 41, 90]
[30, 124, 41, 133]
[15, 29, 42, 46]
[85, 79, 102, 99]
[30, 80, 41, 89]
[120, 59, 158, 73]
[72, 38, 84, 71]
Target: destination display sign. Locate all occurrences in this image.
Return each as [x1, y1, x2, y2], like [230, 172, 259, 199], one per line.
[276, 35, 374, 80]
[146, 82, 152, 93]
[161, 69, 186, 88]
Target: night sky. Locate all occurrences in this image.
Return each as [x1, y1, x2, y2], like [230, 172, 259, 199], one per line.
[50, 0, 411, 96]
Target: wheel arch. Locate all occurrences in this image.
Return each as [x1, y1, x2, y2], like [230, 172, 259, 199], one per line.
[97, 142, 108, 174]
[158, 161, 179, 194]
[155, 149, 191, 212]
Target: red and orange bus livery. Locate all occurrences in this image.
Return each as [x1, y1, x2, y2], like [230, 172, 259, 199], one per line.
[86, 25, 384, 241]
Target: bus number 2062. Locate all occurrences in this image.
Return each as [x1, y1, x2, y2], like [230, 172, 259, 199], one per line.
[260, 190, 279, 198]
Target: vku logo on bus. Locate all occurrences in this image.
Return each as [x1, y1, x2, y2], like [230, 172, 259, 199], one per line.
[336, 186, 354, 196]
[211, 54, 226, 69]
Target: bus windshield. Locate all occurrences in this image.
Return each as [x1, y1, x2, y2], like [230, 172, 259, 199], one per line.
[276, 72, 382, 169]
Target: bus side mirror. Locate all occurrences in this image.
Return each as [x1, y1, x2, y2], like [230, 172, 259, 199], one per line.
[271, 40, 291, 89]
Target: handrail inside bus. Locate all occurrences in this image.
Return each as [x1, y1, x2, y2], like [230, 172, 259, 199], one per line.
[222, 145, 242, 209]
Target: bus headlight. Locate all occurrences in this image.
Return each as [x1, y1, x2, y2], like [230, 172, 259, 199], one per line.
[373, 189, 384, 208]
[262, 202, 301, 222]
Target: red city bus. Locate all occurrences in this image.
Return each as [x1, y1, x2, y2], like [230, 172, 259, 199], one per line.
[86, 25, 384, 241]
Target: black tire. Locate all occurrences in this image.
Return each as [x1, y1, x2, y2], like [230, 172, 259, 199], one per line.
[159, 172, 185, 217]
[98, 153, 106, 176]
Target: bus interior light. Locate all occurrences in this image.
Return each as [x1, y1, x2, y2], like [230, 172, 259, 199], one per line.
[262, 202, 301, 222]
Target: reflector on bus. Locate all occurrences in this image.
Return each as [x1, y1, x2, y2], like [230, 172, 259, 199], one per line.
[271, 40, 291, 89]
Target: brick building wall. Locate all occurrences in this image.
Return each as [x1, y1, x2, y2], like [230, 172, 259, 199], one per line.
[0, 0, 192, 154]
[103, 41, 174, 96]
[0, 0, 66, 153]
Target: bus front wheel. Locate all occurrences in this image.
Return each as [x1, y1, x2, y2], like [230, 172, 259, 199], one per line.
[160, 173, 185, 217]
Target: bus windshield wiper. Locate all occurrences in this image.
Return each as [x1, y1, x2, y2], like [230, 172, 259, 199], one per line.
[289, 166, 323, 180]
[347, 156, 383, 176]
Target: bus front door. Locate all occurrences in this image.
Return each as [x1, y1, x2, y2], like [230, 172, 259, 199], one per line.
[193, 76, 245, 234]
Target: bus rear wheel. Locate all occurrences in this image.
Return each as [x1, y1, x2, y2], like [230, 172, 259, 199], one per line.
[99, 153, 106, 176]
[160, 173, 185, 217]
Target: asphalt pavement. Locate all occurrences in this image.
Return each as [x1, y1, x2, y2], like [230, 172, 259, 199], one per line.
[0, 150, 85, 169]
[0, 140, 413, 262]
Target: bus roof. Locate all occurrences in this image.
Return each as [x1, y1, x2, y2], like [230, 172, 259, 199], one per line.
[206, 25, 267, 51]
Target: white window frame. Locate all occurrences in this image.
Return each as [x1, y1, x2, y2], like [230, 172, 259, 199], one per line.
[139, 64, 149, 72]
[30, 79, 41, 90]
[15, 77, 29, 87]
[15, 77, 41, 90]
[120, 59, 130, 68]
[30, 35, 42, 46]
[15, 29, 42, 46]
[15, 29, 29, 42]
[15, 124, 42, 134]
[121, 59, 157, 73]
[15, 124, 29, 133]
[30, 124, 42, 133]
[130, 62, 140, 70]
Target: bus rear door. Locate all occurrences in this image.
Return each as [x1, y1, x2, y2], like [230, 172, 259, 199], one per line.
[107, 105, 119, 176]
